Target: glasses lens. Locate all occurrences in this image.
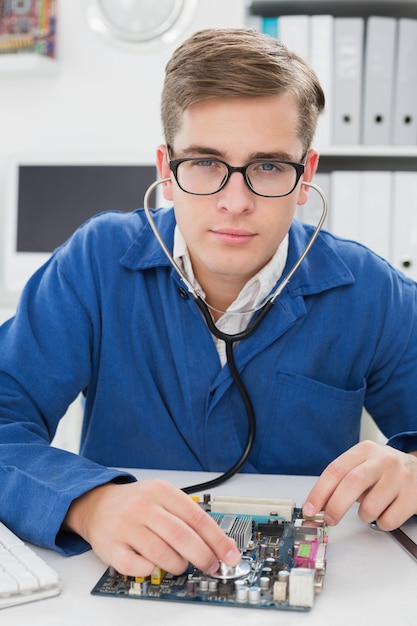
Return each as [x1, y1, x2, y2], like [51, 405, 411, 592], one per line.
[246, 162, 299, 197]
[176, 159, 229, 195]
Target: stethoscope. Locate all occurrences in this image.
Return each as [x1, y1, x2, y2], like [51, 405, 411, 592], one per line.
[143, 178, 328, 494]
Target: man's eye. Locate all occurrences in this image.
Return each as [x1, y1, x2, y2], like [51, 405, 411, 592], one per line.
[193, 159, 218, 168]
[259, 162, 280, 172]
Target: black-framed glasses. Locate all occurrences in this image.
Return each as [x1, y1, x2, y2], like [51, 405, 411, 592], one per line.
[168, 157, 305, 198]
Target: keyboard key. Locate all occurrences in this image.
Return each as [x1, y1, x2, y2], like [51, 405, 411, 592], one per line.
[0, 521, 61, 608]
[0, 573, 19, 596]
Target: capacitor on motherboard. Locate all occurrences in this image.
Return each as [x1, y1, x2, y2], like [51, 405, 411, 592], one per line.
[278, 570, 290, 583]
[258, 543, 268, 559]
[236, 584, 249, 603]
[261, 566, 273, 577]
[186, 580, 196, 595]
[260, 576, 270, 590]
[248, 586, 261, 604]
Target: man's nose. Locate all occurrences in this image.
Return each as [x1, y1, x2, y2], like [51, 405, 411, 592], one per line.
[216, 171, 255, 213]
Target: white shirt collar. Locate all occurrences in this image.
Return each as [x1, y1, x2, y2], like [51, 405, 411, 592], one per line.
[173, 225, 289, 365]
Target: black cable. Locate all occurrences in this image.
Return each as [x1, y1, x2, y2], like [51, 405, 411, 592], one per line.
[181, 296, 271, 495]
[142, 177, 326, 496]
[182, 338, 256, 494]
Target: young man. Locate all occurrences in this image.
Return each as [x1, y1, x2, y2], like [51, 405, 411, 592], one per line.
[1, 28, 417, 579]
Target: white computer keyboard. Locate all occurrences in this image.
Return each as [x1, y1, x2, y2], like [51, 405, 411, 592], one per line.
[0, 521, 61, 609]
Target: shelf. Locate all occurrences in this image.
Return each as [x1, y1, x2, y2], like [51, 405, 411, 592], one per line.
[317, 149, 417, 173]
[319, 146, 417, 157]
[0, 53, 56, 74]
[249, 0, 417, 19]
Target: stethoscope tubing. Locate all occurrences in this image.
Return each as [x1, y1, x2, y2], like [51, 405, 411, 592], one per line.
[144, 178, 327, 340]
[143, 178, 328, 492]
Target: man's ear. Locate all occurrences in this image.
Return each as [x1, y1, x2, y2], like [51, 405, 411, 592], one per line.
[297, 149, 320, 206]
[156, 144, 173, 201]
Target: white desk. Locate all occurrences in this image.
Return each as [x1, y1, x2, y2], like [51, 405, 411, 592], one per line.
[3, 469, 417, 625]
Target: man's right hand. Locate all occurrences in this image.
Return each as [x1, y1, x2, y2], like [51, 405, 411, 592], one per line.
[63, 479, 241, 577]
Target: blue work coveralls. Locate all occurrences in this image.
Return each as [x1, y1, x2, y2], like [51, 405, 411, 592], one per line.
[0, 207, 416, 554]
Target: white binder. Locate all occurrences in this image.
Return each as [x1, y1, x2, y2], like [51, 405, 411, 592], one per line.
[392, 172, 417, 280]
[329, 171, 393, 260]
[332, 18, 365, 145]
[391, 18, 417, 146]
[310, 14, 334, 148]
[278, 14, 310, 60]
[362, 16, 397, 145]
[360, 171, 392, 260]
[330, 171, 362, 241]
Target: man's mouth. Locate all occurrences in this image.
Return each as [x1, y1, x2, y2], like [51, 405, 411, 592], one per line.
[211, 228, 255, 245]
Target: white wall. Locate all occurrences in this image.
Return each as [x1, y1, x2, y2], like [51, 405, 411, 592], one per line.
[0, 0, 246, 319]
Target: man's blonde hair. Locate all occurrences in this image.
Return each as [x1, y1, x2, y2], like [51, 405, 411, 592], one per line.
[161, 28, 325, 154]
